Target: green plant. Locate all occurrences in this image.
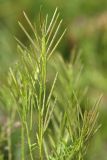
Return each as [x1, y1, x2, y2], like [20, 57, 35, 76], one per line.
[0, 8, 102, 160]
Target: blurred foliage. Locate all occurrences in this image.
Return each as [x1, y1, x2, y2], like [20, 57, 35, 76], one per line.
[0, 0, 107, 160]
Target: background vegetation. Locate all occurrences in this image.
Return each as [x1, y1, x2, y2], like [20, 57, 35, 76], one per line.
[0, 0, 107, 159]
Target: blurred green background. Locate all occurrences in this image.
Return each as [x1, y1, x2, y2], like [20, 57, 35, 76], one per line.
[0, 0, 107, 159]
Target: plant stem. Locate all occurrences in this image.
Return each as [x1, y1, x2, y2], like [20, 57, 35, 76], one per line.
[21, 123, 25, 160]
[25, 122, 34, 160]
[38, 34, 46, 160]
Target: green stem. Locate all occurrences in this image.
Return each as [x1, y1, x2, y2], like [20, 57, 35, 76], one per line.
[21, 123, 25, 160]
[38, 34, 46, 160]
[25, 122, 34, 160]
[38, 110, 43, 160]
